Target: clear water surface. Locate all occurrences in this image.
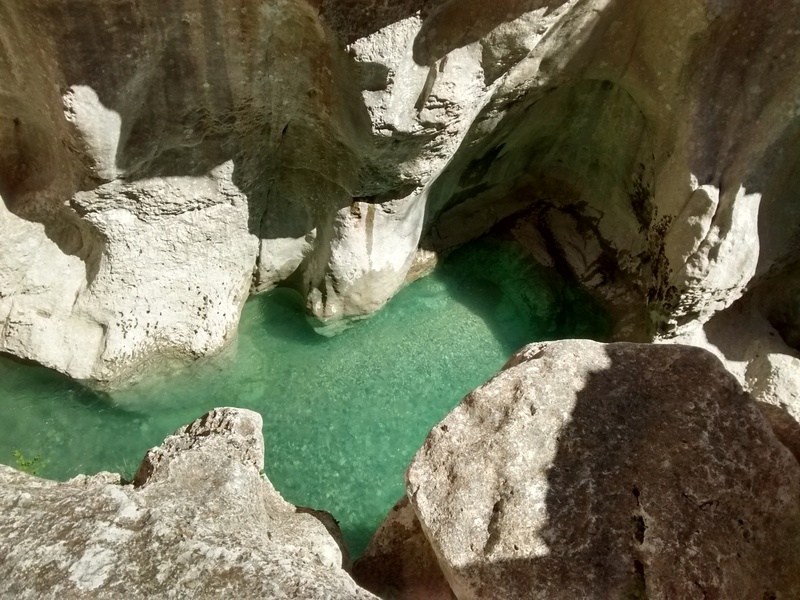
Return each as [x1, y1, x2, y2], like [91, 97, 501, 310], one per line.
[0, 239, 610, 556]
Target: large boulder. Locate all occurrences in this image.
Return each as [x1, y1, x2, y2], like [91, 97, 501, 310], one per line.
[406, 340, 800, 599]
[0, 408, 376, 599]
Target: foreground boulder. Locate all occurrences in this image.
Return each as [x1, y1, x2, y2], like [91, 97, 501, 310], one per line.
[406, 340, 800, 599]
[0, 408, 376, 599]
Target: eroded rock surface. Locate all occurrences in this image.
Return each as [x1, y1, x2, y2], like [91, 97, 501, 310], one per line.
[2, 0, 800, 382]
[0, 407, 376, 599]
[406, 340, 800, 599]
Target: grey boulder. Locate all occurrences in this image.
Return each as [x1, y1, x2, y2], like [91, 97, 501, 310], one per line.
[406, 340, 800, 599]
[0, 407, 376, 599]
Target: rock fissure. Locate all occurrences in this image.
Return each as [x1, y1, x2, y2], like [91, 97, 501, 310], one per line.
[482, 499, 505, 556]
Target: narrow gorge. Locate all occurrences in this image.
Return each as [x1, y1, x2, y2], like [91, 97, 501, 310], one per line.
[2, 0, 800, 597]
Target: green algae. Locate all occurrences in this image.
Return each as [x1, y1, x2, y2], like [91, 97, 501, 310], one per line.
[0, 238, 610, 556]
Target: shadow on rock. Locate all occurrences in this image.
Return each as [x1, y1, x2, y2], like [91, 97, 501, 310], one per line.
[405, 340, 800, 599]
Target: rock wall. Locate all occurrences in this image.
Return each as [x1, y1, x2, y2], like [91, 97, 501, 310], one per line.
[418, 0, 800, 340]
[2, 0, 799, 383]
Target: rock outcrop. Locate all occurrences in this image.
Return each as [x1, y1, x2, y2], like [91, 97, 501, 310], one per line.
[0, 407, 376, 599]
[2, 0, 800, 384]
[403, 340, 800, 599]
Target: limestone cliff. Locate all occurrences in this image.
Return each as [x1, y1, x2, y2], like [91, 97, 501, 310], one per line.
[2, 0, 799, 384]
[361, 341, 800, 599]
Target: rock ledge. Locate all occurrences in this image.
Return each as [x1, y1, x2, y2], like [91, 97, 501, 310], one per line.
[0, 407, 376, 599]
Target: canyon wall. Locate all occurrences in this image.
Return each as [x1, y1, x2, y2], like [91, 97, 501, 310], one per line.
[1, 0, 799, 384]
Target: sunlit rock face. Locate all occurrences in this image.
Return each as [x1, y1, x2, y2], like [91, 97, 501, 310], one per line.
[1, 0, 799, 383]
[0, 408, 376, 598]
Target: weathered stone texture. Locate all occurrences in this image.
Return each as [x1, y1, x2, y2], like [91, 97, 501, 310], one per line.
[2, 0, 800, 383]
[0, 408, 376, 599]
[406, 340, 800, 599]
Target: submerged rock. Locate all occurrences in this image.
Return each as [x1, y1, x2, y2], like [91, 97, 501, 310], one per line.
[405, 340, 800, 599]
[0, 408, 376, 599]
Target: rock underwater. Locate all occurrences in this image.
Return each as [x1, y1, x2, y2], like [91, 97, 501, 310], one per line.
[0, 407, 377, 599]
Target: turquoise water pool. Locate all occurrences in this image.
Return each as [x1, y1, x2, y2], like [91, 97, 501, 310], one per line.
[0, 239, 610, 555]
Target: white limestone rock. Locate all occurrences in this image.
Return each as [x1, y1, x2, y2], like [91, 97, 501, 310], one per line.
[2, 0, 800, 383]
[0, 408, 377, 599]
[0, 196, 99, 378]
[748, 352, 800, 462]
[0, 164, 258, 385]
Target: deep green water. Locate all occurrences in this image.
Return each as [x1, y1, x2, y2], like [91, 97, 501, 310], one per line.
[0, 239, 609, 556]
